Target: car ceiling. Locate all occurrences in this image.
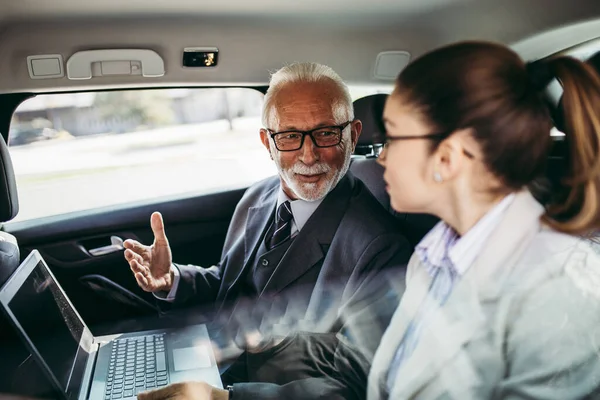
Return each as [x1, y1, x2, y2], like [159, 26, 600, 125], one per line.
[0, 0, 599, 93]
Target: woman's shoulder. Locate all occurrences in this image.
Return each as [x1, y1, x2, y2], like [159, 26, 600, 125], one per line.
[514, 227, 600, 302]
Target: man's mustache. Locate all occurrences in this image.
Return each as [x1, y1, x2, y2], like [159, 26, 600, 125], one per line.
[288, 163, 331, 175]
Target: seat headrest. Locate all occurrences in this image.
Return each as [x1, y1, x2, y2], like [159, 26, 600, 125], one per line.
[553, 50, 600, 133]
[0, 135, 19, 222]
[588, 51, 600, 73]
[350, 157, 389, 209]
[353, 94, 388, 147]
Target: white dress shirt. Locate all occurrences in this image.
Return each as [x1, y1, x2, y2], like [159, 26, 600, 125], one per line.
[277, 189, 323, 238]
[415, 193, 516, 277]
[155, 189, 323, 301]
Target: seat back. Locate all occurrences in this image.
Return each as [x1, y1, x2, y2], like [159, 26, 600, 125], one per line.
[0, 134, 35, 397]
[350, 94, 439, 248]
[349, 94, 390, 209]
[0, 133, 19, 286]
[350, 157, 389, 211]
[353, 93, 387, 156]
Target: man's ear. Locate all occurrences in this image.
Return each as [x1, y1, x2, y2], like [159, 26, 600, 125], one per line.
[260, 129, 271, 152]
[350, 120, 362, 151]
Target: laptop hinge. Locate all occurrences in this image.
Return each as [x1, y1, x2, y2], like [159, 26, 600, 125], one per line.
[78, 343, 100, 400]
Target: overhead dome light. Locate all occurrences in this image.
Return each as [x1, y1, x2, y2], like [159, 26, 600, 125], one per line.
[374, 51, 411, 80]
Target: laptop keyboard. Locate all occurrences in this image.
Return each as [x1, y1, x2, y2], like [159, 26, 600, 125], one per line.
[104, 334, 169, 399]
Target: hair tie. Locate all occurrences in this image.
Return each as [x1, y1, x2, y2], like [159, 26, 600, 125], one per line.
[526, 61, 554, 92]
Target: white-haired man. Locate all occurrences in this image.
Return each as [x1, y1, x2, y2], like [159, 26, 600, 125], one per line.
[125, 63, 410, 398]
[125, 61, 408, 313]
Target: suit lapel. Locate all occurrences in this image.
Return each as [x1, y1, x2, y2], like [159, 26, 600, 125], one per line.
[261, 174, 355, 295]
[244, 203, 276, 266]
[385, 191, 546, 399]
[223, 185, 277, 300]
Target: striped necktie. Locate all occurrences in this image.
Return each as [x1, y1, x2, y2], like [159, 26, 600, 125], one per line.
[267, 201, 293, 250]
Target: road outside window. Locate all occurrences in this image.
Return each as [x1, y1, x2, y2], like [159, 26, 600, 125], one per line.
[7, 86, 391, 223]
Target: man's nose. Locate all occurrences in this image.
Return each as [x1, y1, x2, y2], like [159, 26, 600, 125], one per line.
[299, 135, 318, 165]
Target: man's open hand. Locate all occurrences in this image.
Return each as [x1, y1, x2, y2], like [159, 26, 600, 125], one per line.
[124, 211, 174, 293]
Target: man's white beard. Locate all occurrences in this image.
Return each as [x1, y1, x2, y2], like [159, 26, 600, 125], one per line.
[272, 142, 353, 202]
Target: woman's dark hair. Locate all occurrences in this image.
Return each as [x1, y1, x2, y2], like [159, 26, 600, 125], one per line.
[395, 41, 600, 234]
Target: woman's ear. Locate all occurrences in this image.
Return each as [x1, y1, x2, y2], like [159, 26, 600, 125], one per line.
[432, 130, 473, 182]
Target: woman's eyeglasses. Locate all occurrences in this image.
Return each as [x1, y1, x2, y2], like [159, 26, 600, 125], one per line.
[377, 132, 475, 159]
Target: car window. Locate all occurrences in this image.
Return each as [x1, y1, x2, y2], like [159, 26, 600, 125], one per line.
[8, 86, 389, 223]
[348, 85, 392, 100]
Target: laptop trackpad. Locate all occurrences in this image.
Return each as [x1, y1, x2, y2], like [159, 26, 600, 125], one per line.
[173, 346, 212, 371]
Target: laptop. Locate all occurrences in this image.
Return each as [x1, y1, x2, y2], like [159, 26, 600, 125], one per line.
[0, 250, 222, 400]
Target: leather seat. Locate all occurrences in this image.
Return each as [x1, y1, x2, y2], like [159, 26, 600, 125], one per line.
[350, 94, 438, 248]
[0, 133, 34, 397]
[0, 133, 20, 287]
[350, 94, 389, 208]
[353, 93, 387, 155]
[350, 94, 389, 210]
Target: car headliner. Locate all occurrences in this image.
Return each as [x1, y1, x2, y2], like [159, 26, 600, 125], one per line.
[0, 0, 598, 93]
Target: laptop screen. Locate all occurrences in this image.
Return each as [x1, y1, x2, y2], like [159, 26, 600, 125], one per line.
[7, 259, 85, 392]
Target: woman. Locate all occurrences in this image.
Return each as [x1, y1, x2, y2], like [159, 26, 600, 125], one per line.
[369, 41, 600, 400]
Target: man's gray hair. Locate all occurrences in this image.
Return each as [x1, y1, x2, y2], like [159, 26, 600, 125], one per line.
[262, 62, 354, 129]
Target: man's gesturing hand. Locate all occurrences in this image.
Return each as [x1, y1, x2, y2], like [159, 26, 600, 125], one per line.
[124, 212, 174, 293]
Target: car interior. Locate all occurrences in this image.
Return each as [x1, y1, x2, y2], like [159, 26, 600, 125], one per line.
[0, 0, 600, 398]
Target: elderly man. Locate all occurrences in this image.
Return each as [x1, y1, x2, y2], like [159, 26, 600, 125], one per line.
[126, 65, 409, 400]
[124, 62, 409, 323]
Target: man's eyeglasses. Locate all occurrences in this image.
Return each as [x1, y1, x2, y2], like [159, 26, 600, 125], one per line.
[377, 132, 474, 159]
[267, 121, 352, 152]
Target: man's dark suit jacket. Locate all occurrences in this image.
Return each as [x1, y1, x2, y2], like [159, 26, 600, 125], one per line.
[166, 172, 411, 399]
[169, 172, 410, 329]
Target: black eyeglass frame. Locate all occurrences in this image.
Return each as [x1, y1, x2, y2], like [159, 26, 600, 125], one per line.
[267, 121, 352, 152]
